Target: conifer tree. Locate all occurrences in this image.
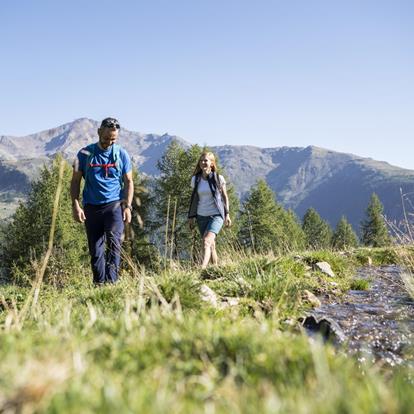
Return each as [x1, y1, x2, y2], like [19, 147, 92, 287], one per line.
[238, 180, 304, 253]
[302, 207, 332, 250]
[282, 209, 307, 251]
[360, 193, 391, 247]
[122, 169, 161, 271]
[154, 141, 203, 258]
[332, 215, 359, 250]
[2, 155, 88, 284]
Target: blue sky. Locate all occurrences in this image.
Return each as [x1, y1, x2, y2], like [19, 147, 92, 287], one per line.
[1, 0, 413, 168]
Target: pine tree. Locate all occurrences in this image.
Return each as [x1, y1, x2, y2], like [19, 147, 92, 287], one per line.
[122, 168, 161, 271]
[154, 141, 202, 258]
[302, 207, 332, 250]
[2, 155, 88, 284]
[332, 215, 359, 250]
[238, 180, 305, 253]
[281, 209, 307, 251]
[360, 193, 391, 247]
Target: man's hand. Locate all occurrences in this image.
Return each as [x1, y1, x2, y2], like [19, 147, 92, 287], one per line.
[188, 218, 195, 229]
[72, 205, 86, 223]
[123, 207, 132, 224]
[225, 214, 232, 227]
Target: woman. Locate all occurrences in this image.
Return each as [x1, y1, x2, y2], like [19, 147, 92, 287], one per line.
[188, 151, 231, 268]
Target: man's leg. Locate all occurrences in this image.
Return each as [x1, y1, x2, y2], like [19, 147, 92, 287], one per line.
[104, 202, 124, 283]
[84, 204, 106, 284]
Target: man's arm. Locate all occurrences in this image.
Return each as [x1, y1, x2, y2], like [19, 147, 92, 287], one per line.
[122, 171, 133, 223]
[70, 170, 86, 223]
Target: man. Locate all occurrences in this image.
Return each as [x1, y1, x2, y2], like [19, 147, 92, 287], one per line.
[70, 117, 133, 285]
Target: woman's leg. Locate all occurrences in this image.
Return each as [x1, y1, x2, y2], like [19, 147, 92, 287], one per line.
[210, 239, 218, 265]
[201, 231, 216, 269]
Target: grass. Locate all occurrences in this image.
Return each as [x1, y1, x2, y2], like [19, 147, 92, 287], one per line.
[0, 250, 413, 412]
[349, 278, 370, 290]
[353, 246, 400, 267]
[394, 247, 414, 299]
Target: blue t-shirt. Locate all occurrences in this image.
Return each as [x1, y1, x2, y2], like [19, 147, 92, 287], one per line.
[77, 143, 132, 206]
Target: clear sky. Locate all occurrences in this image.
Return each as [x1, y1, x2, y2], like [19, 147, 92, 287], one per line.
[1, 0, 413, 168]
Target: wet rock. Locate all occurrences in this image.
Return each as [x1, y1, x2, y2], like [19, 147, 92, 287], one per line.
[302, 315, 346, 343]
[315, 261, 335, 278]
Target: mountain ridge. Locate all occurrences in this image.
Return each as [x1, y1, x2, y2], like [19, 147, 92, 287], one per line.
[1, 118, 413, 231]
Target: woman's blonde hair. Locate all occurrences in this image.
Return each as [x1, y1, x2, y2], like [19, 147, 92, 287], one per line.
[193, 151, 217, 175]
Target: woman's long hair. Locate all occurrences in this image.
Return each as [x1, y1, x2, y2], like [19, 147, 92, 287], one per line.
[193, 152, 218, 176]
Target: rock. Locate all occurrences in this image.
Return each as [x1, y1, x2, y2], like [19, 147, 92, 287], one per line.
[329, 281, 339, 287]
[315, 261, 336, 278]
[302, 315, 346, 343]
[200, 284, 219, 307]
[222, 297, 240, 307]
[303, 290, 321, 307]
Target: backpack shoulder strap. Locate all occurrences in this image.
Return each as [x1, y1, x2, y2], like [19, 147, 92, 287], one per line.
[213, 171, 222, 191]
[81, 143, 96, 178]
[194, 173, 202, 187]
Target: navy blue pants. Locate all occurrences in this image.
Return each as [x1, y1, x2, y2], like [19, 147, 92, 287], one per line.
[84, 201, 124, 284]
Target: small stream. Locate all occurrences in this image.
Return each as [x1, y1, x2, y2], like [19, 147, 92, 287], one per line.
[304, 265, 414, 368]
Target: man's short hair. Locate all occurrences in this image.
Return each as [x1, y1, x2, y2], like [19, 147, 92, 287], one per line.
[100, 117, 120, 128]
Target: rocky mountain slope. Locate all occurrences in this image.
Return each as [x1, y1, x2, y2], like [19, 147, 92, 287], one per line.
[2, 118, 413, 231]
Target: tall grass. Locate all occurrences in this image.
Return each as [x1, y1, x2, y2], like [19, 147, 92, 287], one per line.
[387, 189, 414, 299]
[1, 181, 413, 412]
[1, 272, 413, 413]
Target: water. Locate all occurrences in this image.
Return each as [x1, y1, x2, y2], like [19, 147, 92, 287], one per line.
[304, 265, 414, 367]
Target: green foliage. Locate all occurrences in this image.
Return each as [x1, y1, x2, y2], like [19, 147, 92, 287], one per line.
[350, 278, 370, 290]
[361, 193, 391, 247]
[215, 180, 241, 251]
[238, 180, 305, 254]
[154, 141, 204, 258]
[157, 270, 202, 309]
[302, 250, 355, 279]
[122, 169, 162, 271]
[332, 215, 359, 250]
[280, 209, 307, 251]
[353, 247, 399, 266]
[206, 256, 308, 316]
[302, 207, 333, 250]
[2, 155, 88, 285]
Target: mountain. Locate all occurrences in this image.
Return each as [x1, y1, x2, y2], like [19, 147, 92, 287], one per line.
[1, 118, 413, 231]
[213, 144, 414, 230]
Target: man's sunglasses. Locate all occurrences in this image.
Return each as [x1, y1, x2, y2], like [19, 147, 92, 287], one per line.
[102, 121, 120, 129]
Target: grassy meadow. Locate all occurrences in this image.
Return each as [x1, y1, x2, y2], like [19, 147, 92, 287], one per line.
[1, 248, 413, 413]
